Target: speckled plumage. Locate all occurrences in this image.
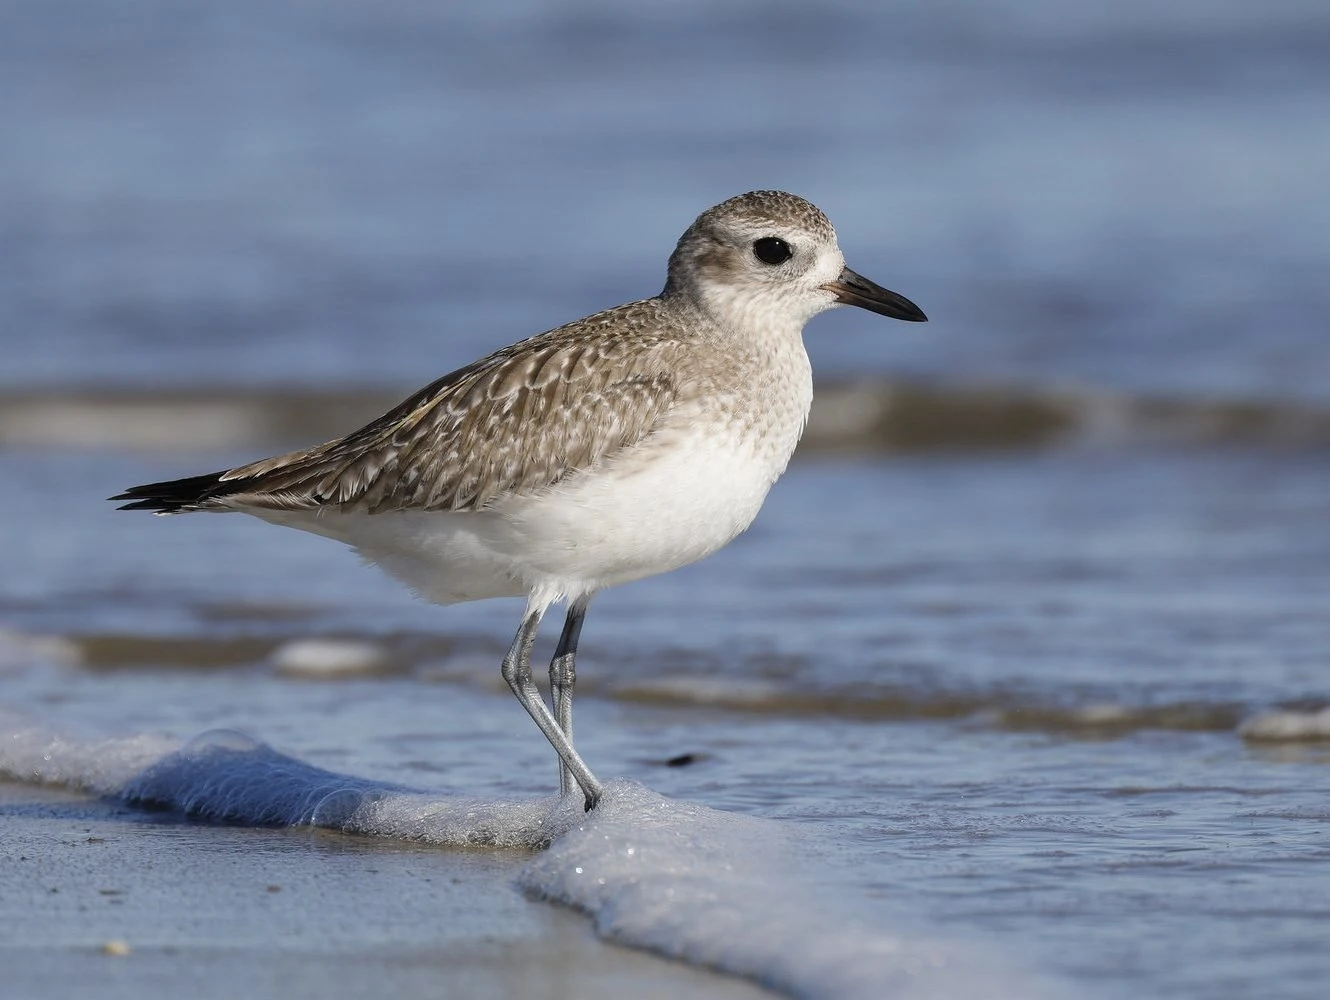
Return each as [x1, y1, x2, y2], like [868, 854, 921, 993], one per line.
[113, 190, 927, 810]
[215, 308, 688, 514]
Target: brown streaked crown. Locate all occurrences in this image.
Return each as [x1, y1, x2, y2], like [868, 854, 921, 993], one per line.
[688, 191, 836, 243]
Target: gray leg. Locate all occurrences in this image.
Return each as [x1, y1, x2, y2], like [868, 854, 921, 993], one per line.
[549, 597, 590, 796]
[501, 608, 603, 811]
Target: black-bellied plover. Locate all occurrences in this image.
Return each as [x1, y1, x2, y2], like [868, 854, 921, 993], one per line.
[113, 191, 927, 810]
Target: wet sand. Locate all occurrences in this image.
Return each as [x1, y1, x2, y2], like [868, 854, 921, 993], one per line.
[0, 782, 774, 1000]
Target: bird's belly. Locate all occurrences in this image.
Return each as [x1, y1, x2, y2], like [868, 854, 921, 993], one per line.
[248, 422, 799, 609]
[490, 424, 789, 600]
[247, 505, 533, 605]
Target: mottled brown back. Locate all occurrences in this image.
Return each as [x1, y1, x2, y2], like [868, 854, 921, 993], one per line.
[115, 299, 696, 514]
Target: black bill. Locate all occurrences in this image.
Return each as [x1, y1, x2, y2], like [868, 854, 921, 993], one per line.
[823, 266, 928, 322]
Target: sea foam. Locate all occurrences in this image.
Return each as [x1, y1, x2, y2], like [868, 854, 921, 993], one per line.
[0, 708, 1060, 999]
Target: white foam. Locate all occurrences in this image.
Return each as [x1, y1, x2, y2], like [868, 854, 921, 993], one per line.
[1238, 707, 1330, 742]
[270, 638, 393, 678]
[0, 628, 82, 674]
[0, 709, 1061, 999]
[519, 781, 1057, 1000]
[0, 708, 179, 793]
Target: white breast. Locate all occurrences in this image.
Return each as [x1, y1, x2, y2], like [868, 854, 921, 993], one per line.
[492, 423, 788, 597]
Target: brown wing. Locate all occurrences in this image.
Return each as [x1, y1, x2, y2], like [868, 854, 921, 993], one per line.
[206, 319, 683, 514]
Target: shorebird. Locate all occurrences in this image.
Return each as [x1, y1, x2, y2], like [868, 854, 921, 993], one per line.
[113, 191, 927, 810]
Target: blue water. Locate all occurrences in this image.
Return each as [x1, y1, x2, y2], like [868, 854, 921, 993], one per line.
[3, 2, 1330, 998]
[3, 0, 1328, 398]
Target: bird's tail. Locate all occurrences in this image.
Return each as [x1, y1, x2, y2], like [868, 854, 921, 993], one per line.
[109, 471, 233, 513]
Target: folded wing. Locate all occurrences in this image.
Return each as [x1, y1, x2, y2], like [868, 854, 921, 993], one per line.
[113, 317, 682, 515]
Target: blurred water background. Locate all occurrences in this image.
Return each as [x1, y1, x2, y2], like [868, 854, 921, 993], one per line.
[2, 2, 1329, 998]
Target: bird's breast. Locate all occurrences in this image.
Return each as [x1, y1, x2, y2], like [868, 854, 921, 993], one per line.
[486, 338, 814, 595]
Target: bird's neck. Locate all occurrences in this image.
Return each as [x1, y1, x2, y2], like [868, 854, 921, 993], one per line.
[660, 284, 811, 355]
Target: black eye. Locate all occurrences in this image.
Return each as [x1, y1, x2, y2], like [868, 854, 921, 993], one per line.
[753, 237, 793, 265]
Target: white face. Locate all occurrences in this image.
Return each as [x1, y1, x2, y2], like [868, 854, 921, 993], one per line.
[665, 192, 927, 332]
[680, 216, 848, 331]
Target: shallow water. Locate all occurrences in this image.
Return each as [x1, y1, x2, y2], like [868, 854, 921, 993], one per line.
[4, 445, 1330, 997]
[3, 1, 1330, 997]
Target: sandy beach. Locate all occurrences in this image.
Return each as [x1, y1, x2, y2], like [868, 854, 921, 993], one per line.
[0, 782, 773, 1000]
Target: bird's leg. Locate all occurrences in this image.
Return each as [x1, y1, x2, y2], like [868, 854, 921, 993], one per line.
[501, 607, 603, 811]
[549, 597, 590, 796]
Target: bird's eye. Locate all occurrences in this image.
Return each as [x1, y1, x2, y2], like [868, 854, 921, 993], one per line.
[753, 237, 793, 265]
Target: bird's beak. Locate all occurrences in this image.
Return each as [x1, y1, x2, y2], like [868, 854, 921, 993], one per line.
[823, 266, 928, 322]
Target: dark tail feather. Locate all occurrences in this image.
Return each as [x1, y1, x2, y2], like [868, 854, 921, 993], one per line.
[110, 471, 232, 513]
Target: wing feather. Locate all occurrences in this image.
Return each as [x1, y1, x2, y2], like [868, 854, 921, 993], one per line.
[208, 317, 684, 514]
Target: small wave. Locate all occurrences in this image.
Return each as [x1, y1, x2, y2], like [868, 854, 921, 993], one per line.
[976, 701, 1245, 735]
[57, 630, 1256, 740]
[5, 382, 1330, 453]
[123, 729, 567, 845]
[0, 389, 388, 452]
[614, 674, 1246, 735]
[0, 627, 82, 674]
[807, 381, 1330, 452]
[270, 638, 396, 678]
[1239, 707, 1330, 742]
[0, 710, 1062, 1000]
[65, 631, 438, 675]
